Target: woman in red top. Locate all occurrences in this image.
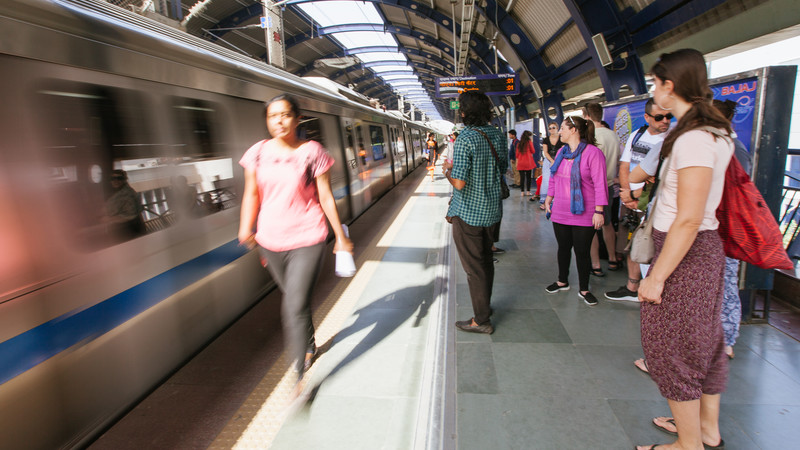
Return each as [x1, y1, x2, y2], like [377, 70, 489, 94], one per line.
[515, 130, 537, 196]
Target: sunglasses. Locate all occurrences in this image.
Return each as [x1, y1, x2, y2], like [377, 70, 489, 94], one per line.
[648, 113, 673, 121]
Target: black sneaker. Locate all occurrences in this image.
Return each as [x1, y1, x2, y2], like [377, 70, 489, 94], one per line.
[604, 286, 639, 302]
[545, 281, 570, 293]
[492, 247, 506, 254]
[579, 291, 599, 306]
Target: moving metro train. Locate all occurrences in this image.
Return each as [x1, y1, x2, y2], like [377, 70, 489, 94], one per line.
[0, 0, 438, 447]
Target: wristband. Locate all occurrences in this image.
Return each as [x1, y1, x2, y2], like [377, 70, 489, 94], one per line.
[593, 211, 604, 215]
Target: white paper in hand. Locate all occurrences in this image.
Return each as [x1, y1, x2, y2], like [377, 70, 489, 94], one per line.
[335, 224, 355, 277]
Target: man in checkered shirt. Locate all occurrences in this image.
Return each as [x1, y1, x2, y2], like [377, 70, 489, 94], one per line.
[442, 91, 508, 335]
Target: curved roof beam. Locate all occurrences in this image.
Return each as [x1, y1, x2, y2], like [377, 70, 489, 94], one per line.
[477, 0, 551, 87]
[210, 0, 509, 78]
[295, 46, 457, 78]
[559, 0, 647, 100]
[286, 23, 456, 57]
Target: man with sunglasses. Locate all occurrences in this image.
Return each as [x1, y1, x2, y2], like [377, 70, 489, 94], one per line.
[606, 99, 672, 302]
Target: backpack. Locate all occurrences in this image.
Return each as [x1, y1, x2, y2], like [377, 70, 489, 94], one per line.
[700, 127, 793, 269]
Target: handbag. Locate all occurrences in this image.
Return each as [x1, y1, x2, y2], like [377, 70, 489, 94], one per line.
[629, 196, 657, 264]
[627, 154, 670, 264]
[474, 129, 510, 199]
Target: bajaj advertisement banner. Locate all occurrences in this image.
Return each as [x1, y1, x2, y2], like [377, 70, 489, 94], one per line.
[602, 77, 758, 153]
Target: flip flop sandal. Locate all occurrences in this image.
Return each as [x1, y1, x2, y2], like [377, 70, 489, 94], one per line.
[634, 358, 650, 374]
[652, 417, 678, 436]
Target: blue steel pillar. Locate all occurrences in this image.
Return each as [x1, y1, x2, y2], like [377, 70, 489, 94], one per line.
[538, 89, 565, 129]
[561, 0, 647, 101]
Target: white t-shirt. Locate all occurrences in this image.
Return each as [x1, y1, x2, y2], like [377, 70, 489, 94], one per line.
[594, 126, 620, 186]
[620, 129, 666, 190]
[652, 129, 734, 233]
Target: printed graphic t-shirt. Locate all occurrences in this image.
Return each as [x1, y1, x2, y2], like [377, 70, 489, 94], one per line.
[239, 139, 335, 252]
[620, 130, 666, 191]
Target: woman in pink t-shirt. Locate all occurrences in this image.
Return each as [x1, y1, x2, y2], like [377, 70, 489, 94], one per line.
[635, 49, 733, 450]
[238, 95, 353, 391]
[543, 116, 608, 306]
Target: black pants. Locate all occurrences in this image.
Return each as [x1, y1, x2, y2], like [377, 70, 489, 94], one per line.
[519, 170, 532, 192]
[259, 242, 325, 373]
[552, 222, 595, 292]
[451, 216, 498, 325]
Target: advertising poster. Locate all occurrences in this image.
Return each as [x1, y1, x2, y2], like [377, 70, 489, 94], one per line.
[603, 99, 648, 154]
[711, 77, 758, 152]
[602, 76, 758, 153]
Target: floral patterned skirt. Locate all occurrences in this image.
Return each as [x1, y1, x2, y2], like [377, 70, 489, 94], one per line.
[641, 229, 728, 402]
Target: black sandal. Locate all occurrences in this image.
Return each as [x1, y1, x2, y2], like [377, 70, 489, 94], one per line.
[608, 260, 624, 271]
[591, 268, 605, 277]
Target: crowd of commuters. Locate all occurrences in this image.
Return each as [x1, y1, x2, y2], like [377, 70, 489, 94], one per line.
[441, 48, 742, 449]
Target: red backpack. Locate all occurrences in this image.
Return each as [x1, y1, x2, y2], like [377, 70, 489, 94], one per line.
[707, 127, 793, 269]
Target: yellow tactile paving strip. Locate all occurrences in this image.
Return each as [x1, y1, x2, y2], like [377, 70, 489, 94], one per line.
[209, 176, 431, 449]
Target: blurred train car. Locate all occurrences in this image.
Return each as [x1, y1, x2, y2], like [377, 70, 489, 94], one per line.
[0, 0, 433, 448]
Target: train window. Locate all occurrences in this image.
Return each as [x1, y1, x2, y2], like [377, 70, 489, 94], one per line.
[164, 97, 236, 224]
[32, 83, 236, 251]
[369, 125, 386, 161]
[355, 124, 368, 166]
[342, 121, 359, 173]
[34, 82, 156, 249]
[297, 113, 326, 148]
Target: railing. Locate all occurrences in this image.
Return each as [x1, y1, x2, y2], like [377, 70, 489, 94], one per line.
[780, 169, 800, 260]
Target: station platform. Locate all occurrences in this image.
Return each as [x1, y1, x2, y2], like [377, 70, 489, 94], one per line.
[90, 166, 800, 449]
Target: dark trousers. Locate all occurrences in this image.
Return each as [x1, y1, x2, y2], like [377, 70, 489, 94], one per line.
[452, 216, 498, 325]
[259, 242, 325, 373]
[552, 222, 595, 292]
[519, 170, 532, 192]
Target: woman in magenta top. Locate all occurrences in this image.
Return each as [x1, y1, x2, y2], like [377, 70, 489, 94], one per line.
[238, 95, 353, 393]
[515, 130, 537, 196]
[543, 116, 607, 306]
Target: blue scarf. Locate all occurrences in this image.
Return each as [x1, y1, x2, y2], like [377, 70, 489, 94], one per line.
[550, 142, 586, 215]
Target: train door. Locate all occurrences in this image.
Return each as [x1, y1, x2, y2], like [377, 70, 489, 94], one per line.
[340, 117, 368, 217]
[296, 110, 351, 222]
[403, 129, 414, 170]
[392, 126, 409, 178]
[365, 123, 393, 198]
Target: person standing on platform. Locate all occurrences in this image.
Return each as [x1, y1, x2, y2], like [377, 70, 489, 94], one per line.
[516, 130, 536, 196]
[605, 99, 671, 302]
[543, 116, 608, 306]
[427, 133, 439, 166]
[238, 94, 353, 393]
[583, 103, 621, 276]
[536, 121, 564, 209]
[507, 129, 520, 188]
[443, 91, 507, 334]
[634, 49, 733, 450]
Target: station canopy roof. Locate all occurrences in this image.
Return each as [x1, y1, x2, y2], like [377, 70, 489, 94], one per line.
[175, 0, 791, 121]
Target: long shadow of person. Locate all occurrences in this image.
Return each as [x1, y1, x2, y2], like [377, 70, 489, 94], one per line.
[297, 276, 447, 405]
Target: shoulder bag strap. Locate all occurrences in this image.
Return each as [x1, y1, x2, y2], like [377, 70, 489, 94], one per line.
[473, 128, 503, 178]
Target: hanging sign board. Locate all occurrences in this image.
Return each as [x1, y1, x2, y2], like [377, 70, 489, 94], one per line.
[435, 74, 518, 98]
[263, 1, 285, 69]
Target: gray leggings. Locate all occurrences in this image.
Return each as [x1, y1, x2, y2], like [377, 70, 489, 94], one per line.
[259, 242, 325, 373]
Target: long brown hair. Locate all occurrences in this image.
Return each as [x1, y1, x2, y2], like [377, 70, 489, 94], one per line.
[651, 49, 732, 157]
[564, 116, 596, 146]
[518, 130, 532, 153]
